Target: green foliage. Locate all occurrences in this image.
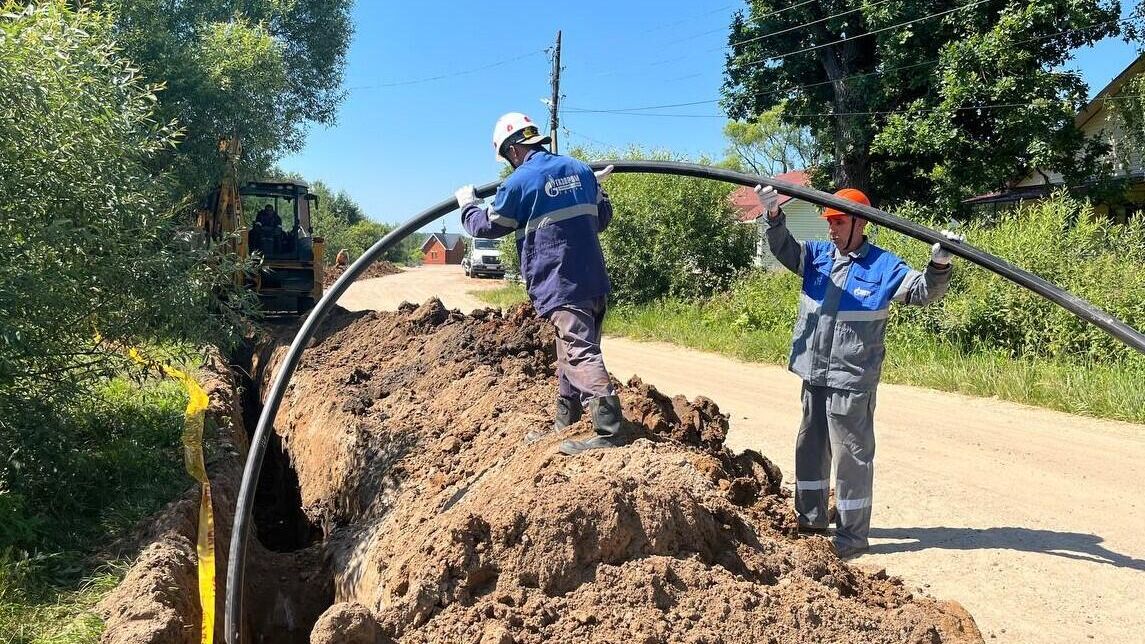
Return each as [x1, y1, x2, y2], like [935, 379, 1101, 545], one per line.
[498, 235, 520, 275]
[479, 147, 756, 302]
[1, 376, 186, 554]
[472, 284, 529, 308]
[302, 179, 424, 266]
[723, 104, 827, 175]
[0, 2, 247, 413]
[0, 374, 187, 642]
[1109, 73, 1145, 166]
[723, 1, 1122, 208]
[85, 0, 354, 196]
[1, 558, 123, 643]
[607, 298, 1145, 423]
[647, 192, 1145, 364]
[879, 193, 1145, 362]
[600, 149, 757, 303]
[601, 192, 1145, 420]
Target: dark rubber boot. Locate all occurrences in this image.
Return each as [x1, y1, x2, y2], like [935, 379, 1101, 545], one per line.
[526, 396, 582, 444]
[559, 395, 623, 456]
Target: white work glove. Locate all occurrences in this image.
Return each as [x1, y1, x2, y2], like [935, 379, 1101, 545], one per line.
[931, 229, 965, 265]
[753, 184, 781, 219]
[454, 184, 477, 209]
[593, 164, 614, 182]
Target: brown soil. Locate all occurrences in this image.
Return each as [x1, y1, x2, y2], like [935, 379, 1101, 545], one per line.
[323, 260, 401, 288]
[99, 298, 982, 643]
[97, 350, 333, 644]
[260, 299, 983, 644]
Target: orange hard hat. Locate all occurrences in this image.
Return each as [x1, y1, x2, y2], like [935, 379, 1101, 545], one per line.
[821, 188, 871, 218]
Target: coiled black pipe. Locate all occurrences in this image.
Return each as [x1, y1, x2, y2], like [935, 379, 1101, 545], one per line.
[224, 160, 1145, 643]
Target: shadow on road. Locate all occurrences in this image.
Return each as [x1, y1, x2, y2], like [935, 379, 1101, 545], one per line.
[869, 526, 1145, 571]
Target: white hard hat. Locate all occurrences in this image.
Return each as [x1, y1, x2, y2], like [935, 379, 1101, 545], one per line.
[492, 112, 551, 162]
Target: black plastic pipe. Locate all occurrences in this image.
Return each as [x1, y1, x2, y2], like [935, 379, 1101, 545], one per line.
[224, 161, 1145, 643]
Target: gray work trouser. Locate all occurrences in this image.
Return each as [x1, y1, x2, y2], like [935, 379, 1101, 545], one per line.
[795, 382, 877, 549]
[547, 296, 615, 404]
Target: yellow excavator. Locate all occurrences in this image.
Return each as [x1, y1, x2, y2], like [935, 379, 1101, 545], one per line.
[195, 138, 325, 314]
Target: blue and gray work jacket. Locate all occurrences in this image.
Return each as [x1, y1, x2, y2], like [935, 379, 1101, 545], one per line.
[767, 211, 951, 392]
[462, 150, 612, 316]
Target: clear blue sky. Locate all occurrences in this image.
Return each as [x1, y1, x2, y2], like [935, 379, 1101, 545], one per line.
[279, 1, 1141, 233]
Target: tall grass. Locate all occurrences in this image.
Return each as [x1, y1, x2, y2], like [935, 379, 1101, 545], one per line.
[0, 373, 190, 642]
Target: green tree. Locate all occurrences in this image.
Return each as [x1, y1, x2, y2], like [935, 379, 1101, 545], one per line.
[0, 2, 250, 549]
[0, 2, 243, 403]
[1109, 0, 1145, 166]
[723, 104, 828, 175]
[723, 0, 1121, 209]
[82, 0, 354, 196]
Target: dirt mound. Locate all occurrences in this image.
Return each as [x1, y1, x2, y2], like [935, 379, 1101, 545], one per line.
[323, 260, 401, 288]
[259, 299, 982, 643]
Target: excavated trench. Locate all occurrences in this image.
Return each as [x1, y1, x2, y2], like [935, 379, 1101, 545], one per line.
[100, 299, 985, 644]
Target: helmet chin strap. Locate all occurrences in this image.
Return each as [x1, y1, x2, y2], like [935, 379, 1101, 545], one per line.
[844, 217, 858, 252]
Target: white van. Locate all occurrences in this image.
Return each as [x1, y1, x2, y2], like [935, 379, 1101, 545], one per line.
[462, 237, 504, 279]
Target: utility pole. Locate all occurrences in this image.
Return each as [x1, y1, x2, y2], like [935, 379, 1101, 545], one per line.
[548, 30, 562, 154]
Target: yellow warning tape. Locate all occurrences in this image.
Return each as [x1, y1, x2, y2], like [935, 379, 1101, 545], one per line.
[128, 348, 216, 644]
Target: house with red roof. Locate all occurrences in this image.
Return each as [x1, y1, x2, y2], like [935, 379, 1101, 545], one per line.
[729, 169, 828, 268]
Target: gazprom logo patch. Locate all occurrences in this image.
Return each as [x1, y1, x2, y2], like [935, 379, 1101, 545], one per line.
[544, 174, 582, 197]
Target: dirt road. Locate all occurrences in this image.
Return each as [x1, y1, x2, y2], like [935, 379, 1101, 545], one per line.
[337, 265, 1145, 643]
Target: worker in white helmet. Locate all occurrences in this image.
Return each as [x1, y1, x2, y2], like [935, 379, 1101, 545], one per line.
[454, 112, 621, 456]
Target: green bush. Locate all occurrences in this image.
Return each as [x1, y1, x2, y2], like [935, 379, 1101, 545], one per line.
[600, 149, 756, 304]
[1, 377, 186, 555]
[0, 3, 248, 410]
[879, 193, 1145, 363]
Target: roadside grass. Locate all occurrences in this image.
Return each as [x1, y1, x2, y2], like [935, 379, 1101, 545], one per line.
[473, 285, 1145, 425]
[1, 371, 192, 643]
[471, 283, 528, 309]
[606, 301, 1145, 424]
[0, 562, 124, 644]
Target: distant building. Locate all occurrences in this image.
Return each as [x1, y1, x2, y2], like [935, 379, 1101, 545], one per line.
[730, 170, 827, 268]
[421, 232, 465, 265]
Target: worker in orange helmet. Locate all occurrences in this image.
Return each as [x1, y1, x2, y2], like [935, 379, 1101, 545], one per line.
[755, 184, 963, 559]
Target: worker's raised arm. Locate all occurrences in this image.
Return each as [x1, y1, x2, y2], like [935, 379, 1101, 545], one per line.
[756, 185, 804, 276]
[456, 184, 516, 239]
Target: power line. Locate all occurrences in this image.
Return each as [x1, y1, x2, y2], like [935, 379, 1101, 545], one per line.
[738, 0, 996, 66]
[722, 0, 895, 53]
[558, 59, 943, 114]
[575, 0, 821, 79]
[634, 3, 738, 36]
[578, 0, 959, 81]
[675, 0, 823, 44]
[558, 15, 1136, 116]
[561, 127, 615, 149]
[560, 93, 1145, 121]
[348, 48, 546, 90]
